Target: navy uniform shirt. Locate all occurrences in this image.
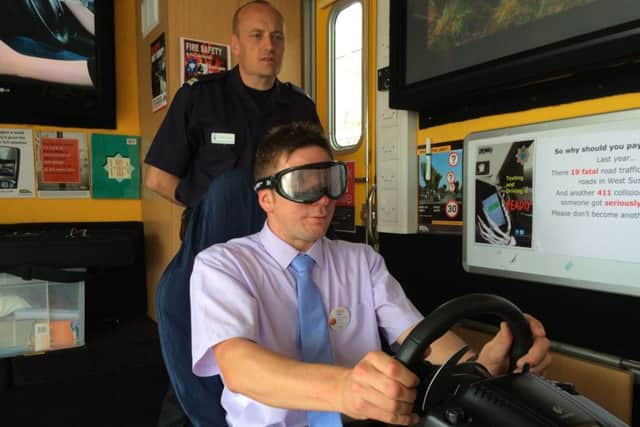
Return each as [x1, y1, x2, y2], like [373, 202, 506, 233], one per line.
[144, 65, 321, 208]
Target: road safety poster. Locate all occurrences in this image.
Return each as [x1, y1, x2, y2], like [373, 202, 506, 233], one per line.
[418, 140, 463, 234]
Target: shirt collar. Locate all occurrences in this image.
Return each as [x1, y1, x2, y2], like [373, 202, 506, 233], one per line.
[258, 221, 325, 270]
[230, 65, 283, 103]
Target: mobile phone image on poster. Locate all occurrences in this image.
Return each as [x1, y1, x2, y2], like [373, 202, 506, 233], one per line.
[474, 140, 534, 248]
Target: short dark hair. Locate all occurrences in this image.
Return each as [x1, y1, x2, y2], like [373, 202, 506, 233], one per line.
[232, 1, 282, 35]
[254, 122, 333, 181]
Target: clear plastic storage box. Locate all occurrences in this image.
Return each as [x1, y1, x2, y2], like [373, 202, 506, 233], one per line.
[0, 273, 85, 358]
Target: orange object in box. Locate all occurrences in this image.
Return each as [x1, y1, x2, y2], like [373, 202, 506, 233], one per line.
[50, 320, 75, 348]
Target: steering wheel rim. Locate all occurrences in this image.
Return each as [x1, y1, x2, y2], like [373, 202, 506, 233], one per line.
[25, 0, 69, 45]
[395, 294, 533, 373]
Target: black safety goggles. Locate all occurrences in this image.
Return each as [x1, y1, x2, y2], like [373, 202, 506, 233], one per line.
[254, 161, 347, 203]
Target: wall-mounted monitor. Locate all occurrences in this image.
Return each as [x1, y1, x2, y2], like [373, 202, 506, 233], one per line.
[0, 0, 116, 129]
[389, 0, 640, 127]
[463, 108, 640, 298]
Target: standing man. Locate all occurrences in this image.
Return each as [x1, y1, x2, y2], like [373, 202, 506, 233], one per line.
[144, 0, 320, 235]
[190, 122, 552, 426]
[145, 2, 321, 425]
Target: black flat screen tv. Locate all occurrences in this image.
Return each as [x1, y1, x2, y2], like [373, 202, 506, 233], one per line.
[390, 0, 640, 127]
[0, 0, 116, 129]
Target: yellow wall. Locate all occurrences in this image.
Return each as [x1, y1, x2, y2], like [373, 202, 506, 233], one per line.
[316, 0, 378, 227]
[0, 0, 141, 224]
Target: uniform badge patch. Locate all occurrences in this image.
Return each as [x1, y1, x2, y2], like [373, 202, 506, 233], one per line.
[211, 132, 235, 145]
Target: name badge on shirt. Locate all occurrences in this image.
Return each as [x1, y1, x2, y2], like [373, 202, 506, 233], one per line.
[329, 307, 350, 331]
[211, 132, 235, 145]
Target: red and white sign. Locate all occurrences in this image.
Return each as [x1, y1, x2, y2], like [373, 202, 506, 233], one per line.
[446, 171, 456, 183]
[445, 200, 459, 219]
[336, 160, 355, 207]
[448, 151, 459, 167]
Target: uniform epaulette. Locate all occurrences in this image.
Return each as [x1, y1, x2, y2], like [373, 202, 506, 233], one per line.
[285, 82, 312, 100]
[184, 71, 228, 87]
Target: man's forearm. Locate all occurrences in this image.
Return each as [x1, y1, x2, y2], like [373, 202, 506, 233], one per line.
[144, 165, 184, 206]
[214, 338, 349, 412]
[397, 324, 475, 365]
[428, 331, 475, 364]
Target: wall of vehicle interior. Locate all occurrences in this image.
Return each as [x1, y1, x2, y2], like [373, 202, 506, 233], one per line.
[0, 2, 162, 423]
[1, 0, 636, 423]
[393, 62, 640, 427]
[315, 0, 637, 424]
[0, 1, 141, 224]
[137, 0, 306, 320]
[380, 3, 640, 425]
[315, 0, 377, 237]
[391, 109, 640, 424]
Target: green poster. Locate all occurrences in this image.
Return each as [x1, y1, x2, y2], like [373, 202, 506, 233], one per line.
[91, 134, 141, 199]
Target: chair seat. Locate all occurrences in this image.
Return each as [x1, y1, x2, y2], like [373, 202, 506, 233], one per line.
[155, 169, 265, 426]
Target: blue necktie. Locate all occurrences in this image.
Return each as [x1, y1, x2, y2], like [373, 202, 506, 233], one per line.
[290, 254, 343, 427]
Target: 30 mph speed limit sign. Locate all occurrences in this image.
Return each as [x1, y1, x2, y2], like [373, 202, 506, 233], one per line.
[445, 200, 459, 219]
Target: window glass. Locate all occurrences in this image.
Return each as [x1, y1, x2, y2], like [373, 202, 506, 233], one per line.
[332, 2, 362, 149]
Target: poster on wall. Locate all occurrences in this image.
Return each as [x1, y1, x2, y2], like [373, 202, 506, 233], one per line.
[0, 128, 35, 198]
[36, 131, 90, 198]
[91, 134, 141, 199]
[180, 37, 230, 84]
[332, 160, 356, 233]
[474, 139, 533, 248]
[151, 33, 168, 112]
[417, 140, 463, 234]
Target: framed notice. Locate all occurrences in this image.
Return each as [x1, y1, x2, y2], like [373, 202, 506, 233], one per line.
[0, 128, 35, 198]
[180, 37, 230, 84]
[36, 131, 90, 198]
[91, 134, 141, 199]
[151, 33, 168, 112]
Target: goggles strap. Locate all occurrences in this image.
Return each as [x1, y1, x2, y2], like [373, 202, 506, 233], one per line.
[254, 177, 274, 192]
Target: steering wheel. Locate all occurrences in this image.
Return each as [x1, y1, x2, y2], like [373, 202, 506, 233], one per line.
[395, 294, 533, 418]
[23, 0, 69, 45]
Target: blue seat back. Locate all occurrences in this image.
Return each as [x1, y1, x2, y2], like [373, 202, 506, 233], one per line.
[155, 168, 265, 426]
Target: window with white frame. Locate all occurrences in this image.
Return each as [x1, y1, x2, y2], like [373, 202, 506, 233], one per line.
[330, 1, 362, 149]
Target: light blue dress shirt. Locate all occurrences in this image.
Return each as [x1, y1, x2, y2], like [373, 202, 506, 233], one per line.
[190, 222, 424, 427]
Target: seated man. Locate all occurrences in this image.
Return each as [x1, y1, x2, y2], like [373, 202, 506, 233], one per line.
[190, 122, 551, 426]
